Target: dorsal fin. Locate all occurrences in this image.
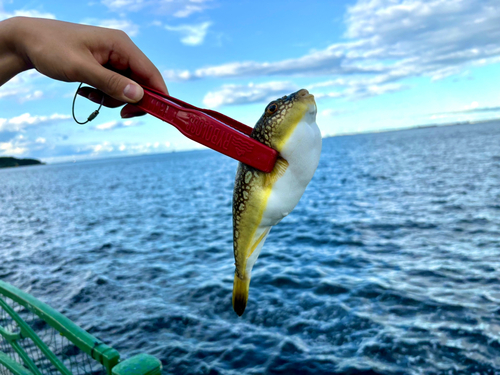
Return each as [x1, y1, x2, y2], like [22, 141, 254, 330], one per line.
[264, 157, 289, 187]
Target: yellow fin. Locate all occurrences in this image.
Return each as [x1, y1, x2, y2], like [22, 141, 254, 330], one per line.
[247, 227, 271, 259]
[264, 157, 289, 187]
[232, 273, 250, 316]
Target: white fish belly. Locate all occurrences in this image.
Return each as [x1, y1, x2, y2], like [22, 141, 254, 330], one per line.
[261, 119, 322, 227]
[243, 105, 321, 277]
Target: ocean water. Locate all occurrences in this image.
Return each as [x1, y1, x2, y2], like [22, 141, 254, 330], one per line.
[1, 121, 500, 375]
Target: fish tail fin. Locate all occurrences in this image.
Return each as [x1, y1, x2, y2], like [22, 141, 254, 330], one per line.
[232, 273, 250, 316]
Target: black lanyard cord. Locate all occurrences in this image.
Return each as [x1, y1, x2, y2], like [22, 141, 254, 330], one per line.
[72, 83, 104, 125]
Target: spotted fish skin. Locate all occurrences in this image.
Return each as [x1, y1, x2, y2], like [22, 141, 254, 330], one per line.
[232, 89, 322, 316]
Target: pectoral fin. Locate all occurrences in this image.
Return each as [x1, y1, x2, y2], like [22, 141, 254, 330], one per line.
[264, 157, 289, 187]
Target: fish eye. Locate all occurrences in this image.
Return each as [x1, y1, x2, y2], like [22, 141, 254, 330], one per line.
[266, 103, 278, 115]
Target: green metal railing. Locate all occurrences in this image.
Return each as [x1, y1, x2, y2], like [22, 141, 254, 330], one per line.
[0, 281, 161, 375]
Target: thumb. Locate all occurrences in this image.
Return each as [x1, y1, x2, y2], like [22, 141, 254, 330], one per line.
[80, 62, 144, 103]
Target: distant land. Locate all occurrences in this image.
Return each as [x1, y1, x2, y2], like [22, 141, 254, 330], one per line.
[323, 118, 500, 139]
[0, 157, 44, 169]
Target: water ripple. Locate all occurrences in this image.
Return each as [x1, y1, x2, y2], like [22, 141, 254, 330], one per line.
[2, 123, 500, 374]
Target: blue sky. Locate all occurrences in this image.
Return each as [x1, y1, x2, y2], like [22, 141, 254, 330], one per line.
[1, 0, 500, 163]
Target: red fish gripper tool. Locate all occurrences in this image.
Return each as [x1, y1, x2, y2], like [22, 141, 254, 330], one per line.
[134, 86, 278, 173]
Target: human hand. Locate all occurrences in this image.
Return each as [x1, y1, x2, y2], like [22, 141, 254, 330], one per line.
[1, 17, 167, 118]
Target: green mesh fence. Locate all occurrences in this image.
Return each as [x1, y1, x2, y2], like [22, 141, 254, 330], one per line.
[0, 281, 161, 375]
[0, 294, 105, 375]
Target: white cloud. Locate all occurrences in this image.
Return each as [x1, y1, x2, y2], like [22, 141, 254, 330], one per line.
[164, 0, 500, 105]
[202, 76, 406, 108]
[0, 88, 25, 99]
[9, 113, 68, 125]
[164, 41, 375, 80]
[0, 136, 176, 162]
[101, 0, 211, 17]
[0, 141, 26, 155]
[22, 90, 43, 102]
[94, 121, 118, 131]
[0, 70, 45, 101]
[202, 81, 298, 108]
[344, 82, 408, 99]
[93, 119, 143, 131]
[165, 21, 211, 46]
[100, 0, 145, 12]
[163, 69, 194, 81]
[90, 141, 114, 154]
[76, 140, 173, 158]
[0, 133, 32, 156]
[465, 101, 479, 111]
[0, 113, 70, 132]
[174, 5, 204, 17]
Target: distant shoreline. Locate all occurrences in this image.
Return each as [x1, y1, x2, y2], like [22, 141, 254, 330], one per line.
[0, 157, 44, 169]
[19, 118, 500, 166]
[323, 117, 500, 139]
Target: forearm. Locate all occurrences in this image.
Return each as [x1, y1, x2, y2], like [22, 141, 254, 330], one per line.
[0, 18, 32, 86]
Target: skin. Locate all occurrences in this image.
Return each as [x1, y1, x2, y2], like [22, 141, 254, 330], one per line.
[0, 17, 168, 118]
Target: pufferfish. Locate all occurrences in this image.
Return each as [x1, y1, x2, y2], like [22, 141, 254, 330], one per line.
[232, 89, 322, 316]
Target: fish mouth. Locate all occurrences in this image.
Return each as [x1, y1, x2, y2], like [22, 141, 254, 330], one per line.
[294, 89, 317, 123]
[296, 89, 315, 101]
[296, 89, 316, 112]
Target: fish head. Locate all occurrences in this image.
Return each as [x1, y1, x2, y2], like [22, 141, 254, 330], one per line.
[251, 89, 317, 153]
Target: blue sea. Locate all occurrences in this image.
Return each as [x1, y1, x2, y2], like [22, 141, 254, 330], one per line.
[1, 121, 500, 375]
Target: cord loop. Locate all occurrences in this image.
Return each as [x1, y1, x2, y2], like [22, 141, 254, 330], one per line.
[72, 83, 104, 125]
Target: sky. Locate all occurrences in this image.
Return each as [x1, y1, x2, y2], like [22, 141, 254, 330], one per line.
[0, 0, 500, 163]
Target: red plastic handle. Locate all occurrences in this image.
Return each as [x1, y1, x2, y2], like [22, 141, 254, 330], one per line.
[135, 87, 278, 173]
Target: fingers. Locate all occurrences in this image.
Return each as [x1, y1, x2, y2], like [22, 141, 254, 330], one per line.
[77, 87, 147, 118]
[77, 86, 124, 108]
[109, 35, 169, 95]
[130, 60, 169, 96]
[121, 104, 146, 118]
[78, 60, 145, 103]
[72, 25, 169, 115]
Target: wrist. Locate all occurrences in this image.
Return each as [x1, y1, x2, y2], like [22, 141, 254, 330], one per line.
[0, 17, 33, 85]
[4, 17, 34, 70]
